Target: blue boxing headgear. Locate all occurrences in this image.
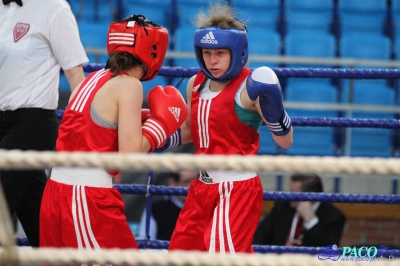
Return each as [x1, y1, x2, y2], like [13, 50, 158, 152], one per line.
[194, 26, 248, 83]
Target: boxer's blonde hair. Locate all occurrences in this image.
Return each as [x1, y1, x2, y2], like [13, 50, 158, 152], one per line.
[194, 2, 246, 30]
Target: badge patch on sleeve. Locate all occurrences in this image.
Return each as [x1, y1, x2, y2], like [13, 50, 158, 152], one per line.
[13, 23, 30, 42]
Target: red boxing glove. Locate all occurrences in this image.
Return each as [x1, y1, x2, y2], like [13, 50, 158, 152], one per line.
[142, 85, 188, 152]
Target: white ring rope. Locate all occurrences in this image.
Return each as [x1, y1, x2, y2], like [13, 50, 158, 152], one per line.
[0, 248, 392, 266]
[0, 149, 399, 175]
[0, 150, 398, 266]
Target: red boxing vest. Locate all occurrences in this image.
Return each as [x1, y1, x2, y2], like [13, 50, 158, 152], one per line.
[57, 69, 118, 153]
[191, 68, 260, 155]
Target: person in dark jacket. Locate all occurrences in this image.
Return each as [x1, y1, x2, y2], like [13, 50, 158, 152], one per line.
[253, 173, 346, 247]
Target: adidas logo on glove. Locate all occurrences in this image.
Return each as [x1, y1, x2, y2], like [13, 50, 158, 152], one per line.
[168, 107, 181, 122]
[200, 31, 218, 44]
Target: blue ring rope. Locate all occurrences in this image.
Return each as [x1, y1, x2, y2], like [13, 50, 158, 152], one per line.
[114, 184, 400, 204]
[82, 64, 400, 79]
[56, 110, 400, 129]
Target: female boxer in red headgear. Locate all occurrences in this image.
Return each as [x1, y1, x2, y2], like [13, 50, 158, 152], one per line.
[39, 15, 187, 250]
[164, 3, 293, 253]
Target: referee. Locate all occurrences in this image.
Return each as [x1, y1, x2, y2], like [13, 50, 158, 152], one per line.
[0, 0, 88, 247]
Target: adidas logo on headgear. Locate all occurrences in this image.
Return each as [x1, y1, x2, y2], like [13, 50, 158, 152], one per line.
[168, 107, 181, 122]
[200, 31, 218, 44]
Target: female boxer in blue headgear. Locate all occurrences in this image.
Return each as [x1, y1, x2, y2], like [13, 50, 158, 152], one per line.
[165, 2, 293, 253]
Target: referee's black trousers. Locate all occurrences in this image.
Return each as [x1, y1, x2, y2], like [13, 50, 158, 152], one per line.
[0, 108, 58, 247]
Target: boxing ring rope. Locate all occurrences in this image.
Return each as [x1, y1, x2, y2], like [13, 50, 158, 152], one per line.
[57, 109, 400, 128]
[83, 64, 400, 79]
[0, 150, 400, 174]
[1, 65, 399, 265]
[115, 185, 400, 204]
[87, 49, 400, 68]
[3, 248, 389, 266]
[1, 151, 400, 265]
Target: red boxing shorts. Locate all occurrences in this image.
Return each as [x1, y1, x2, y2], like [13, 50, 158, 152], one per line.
[169, 175, 263, 253]
[40, 178, 138, 249]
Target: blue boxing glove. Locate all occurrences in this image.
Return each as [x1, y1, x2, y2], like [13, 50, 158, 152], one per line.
[246, 67, 291, 136]
[153, 128, 182, 153]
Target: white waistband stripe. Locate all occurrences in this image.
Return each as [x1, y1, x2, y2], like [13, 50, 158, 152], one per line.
[51, 167, 113, 188]
[200, 171, 257, 184]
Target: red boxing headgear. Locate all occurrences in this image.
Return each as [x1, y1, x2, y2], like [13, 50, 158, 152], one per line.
[107, 15, 169, 81]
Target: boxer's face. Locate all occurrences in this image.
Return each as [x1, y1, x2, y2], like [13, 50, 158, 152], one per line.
[202, 48, 231, 79]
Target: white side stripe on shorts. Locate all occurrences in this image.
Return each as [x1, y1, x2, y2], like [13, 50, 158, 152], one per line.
[72, 185, 83, 249]
[72, 185, 101, 251]
[209, 181, 235, 254]
[218, 183, 225, 253]
[210, 207, 217, 254]
[224, 182, 235, 253]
